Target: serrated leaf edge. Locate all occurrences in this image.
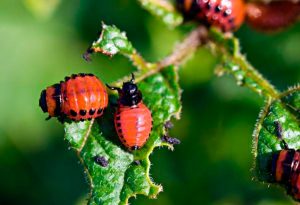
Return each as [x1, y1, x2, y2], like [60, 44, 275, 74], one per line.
[124, 70, 182, 204]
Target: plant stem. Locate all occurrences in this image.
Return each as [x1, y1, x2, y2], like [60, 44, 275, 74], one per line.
[158, 25, 208, 68]
[111, 25, 279, 100]
[110, 25, 207, 87]
[233, 55, 279, 98]
[209, 29, 280, 99]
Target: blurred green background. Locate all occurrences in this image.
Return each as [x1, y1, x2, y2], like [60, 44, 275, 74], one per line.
[1, 0, 300, 204]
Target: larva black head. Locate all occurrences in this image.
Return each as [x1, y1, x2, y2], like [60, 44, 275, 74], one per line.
[120, 75, 142, 106]
[107, 73, 142, 107]
[39, 89, 48, 113]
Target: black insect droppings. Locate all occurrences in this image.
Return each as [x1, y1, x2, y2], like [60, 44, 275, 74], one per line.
[162, 135, 181, 145]
[94, 156, 109, 167]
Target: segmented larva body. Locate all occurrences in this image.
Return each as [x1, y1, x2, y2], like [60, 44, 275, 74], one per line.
[115, 103, 152, 150]
[107, 75, 152, 150]
[272, 149, 300, 201]
[176, 0, 246, 31]
[39, 73, 108, 121]
[246, 1, 300, 32]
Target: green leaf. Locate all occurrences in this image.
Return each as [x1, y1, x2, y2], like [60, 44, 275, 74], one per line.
[137, 0, 183, 27]
[64, 66, 181, 205]
[86, 23, 151, 71]
[88, 24, 134, 57]
[254, 86, 300, 187]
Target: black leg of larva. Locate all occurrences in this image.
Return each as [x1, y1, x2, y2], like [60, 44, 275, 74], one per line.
[110, 102, 118, 107]
[274, 121, 289, 150]
[130, 146, 140, 151]
[45, 116, 51, 121]
[57, 115, 66, 123]
[130, 72, 135, 83]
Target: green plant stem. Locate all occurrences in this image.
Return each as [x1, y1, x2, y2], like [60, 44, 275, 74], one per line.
[110, 25, 279, 100]
[130, 51, 154, 71]
[233, 55, 279, 98]
[209, 29, 280, 99]
[110, 25, 208, 88]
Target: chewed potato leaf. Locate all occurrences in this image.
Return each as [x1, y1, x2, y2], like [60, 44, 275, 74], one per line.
[64, 66, 181, 205]
[254, 86, 300, 183]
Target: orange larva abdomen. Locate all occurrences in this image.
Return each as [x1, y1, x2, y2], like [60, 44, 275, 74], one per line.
[61, 74, 108, 121]
[246, 1, 300, 32]
[290, 151, 300, 201]
[114, 102, 152, 150]
[177, 0, 246, 32]
[272, 149, 300, 201]
[291, 173, 300, 201]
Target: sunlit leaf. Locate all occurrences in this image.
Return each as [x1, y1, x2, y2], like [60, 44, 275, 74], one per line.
[254, 86, 300, 198]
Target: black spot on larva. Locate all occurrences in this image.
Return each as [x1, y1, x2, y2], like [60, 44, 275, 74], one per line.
[70, 110, 77, 117]
[79, 73, 85, 77]
[120, 137, 126, 143]
[117, 123, 121, 127]
[89, 109, 96, 115]
[94, 156, 108, 167]
[162, 135, 181, 145]
[88, 118, 92, 121]
[206, 2, 211, 10]
[228, 18, 234, 23]
[87, 73, 94, 77]
[215, 5, 221, 13]
[116, 116, 121, 120]
[118, 129, 122, 133]
[65, 76, 71, 81]
[79, 110, 87, 116]
[71, 74, 78, 79]
[80, 119, 85, 122]
[97, 108, 103, 114]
